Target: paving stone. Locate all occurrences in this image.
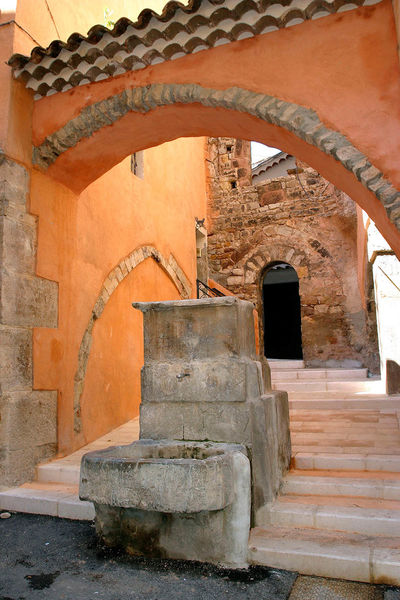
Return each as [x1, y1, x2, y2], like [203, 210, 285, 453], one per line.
[288, 575, 383, 600]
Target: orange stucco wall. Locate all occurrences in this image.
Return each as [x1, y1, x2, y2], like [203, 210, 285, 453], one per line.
[31, 139, 207, 454]
[1, 0, 207, 456]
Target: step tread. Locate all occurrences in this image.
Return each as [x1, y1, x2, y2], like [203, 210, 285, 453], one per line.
[248, 525, 400, 584]
[269, 497, 400, 537]
[268, 360, 305, 369]
[289, 400, 400, 410]
[277, 494, 400, 511]
[291, 431, 400, 439]
[292, 446, 400, 454]
[288, 469, 400, 480]
[292, 452, 400, 472]
[288, 393, 399, 400]
[0, 482, 94, 520]
[282, 477, 400, 500]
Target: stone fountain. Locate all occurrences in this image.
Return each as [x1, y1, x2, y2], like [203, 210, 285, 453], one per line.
[80, 297, 290, 568]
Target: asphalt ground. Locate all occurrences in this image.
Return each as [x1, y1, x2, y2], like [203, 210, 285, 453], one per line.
[0, 513, 399, 600]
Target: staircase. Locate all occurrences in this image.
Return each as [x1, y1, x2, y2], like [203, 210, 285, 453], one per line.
[250, 360, 400, 584]
[0, 418, 140, 520]
[1, 363, 400, 584]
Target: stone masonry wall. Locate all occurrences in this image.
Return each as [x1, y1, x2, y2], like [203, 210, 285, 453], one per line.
[206, 138, 379, 371]
[0, 153, 58, 487]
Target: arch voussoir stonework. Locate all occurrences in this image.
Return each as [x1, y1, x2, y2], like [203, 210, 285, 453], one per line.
[73, 244, 191, 434]
[32, 83, 400, 231]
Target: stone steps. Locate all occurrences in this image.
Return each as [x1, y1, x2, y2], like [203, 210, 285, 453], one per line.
[249, 365, 400, 584]
[282, 471, 400, 499]
[37, 463, 80, 485]
[0, 417, 140, 521]
[2, 366, 399, 583]
[268, 495, 400, 536]
[293, 446, 400, 455]
[268, 359, 305, 370]
[289, 395, 400, 409]
[0, 482, 94, 520]
[290, 421, 399, 431]
[292, 453, 400, 472]
[273, 379, 383, 393]
[292, 430, 400, 441]
[271, 368, 368, 381]
[249, 526, 400, 583]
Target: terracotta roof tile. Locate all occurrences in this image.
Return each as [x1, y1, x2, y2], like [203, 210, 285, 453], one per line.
[8, 0, 382, 99]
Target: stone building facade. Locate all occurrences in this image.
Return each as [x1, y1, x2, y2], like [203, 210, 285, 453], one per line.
[206, 138, 379, 371]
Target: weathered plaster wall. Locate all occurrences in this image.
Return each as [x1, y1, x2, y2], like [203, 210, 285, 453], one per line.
[207, 138, 379, 371]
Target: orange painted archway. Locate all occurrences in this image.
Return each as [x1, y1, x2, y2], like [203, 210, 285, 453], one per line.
[9, 0, 400, 255]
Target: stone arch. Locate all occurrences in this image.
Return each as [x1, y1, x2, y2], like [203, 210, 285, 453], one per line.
[227, 235, 342, 343]
[73, 244, 191, 433]
[225, 229, 374, 366]
[32, 83, 400, 240]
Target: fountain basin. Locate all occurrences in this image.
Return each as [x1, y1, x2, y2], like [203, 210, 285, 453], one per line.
[79, 439, 251, 568]
[80, 439, 242, 513]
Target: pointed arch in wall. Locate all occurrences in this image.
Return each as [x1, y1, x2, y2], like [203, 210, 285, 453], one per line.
[73, 244, 191, 433]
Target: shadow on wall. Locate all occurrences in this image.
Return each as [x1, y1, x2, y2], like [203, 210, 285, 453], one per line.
[387, 360, 400, 395]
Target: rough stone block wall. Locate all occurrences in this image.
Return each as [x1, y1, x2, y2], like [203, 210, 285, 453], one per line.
[0, 153, 58, 487]
[206, 138, 379, 371]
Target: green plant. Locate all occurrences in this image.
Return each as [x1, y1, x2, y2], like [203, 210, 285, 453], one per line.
[104, 7, 115, 28]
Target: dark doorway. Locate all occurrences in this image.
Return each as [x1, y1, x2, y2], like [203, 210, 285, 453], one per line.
[263, 263, 303, 359]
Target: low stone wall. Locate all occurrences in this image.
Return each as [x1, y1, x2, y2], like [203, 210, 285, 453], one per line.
[0, 154, 58, 487]
[206, 138, 379, 371]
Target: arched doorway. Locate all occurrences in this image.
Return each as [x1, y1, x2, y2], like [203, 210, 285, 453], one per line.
[263, 262, 303, 360]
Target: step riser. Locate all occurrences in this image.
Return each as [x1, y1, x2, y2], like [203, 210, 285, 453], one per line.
[0, 488, 94, 520]
[268, 505, 400, 536]
[289, 400, 400, 409]
[274, 382, 383, 393]
[249, 528, 400, 585]
[37, 466, 80, 485]
[282, 479, 400, 500]
[271, 369, 368, 381]
[249, 545, 372, 583]
[268, 360, 305, 370]
[292, 454, 400, 472]
[291, 424, 399, 430]
[292, 447, 400, 455]
[292, 432, 400, 440]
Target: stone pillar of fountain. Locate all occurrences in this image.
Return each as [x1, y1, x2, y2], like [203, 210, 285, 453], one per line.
[133, 297, 291, 525]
